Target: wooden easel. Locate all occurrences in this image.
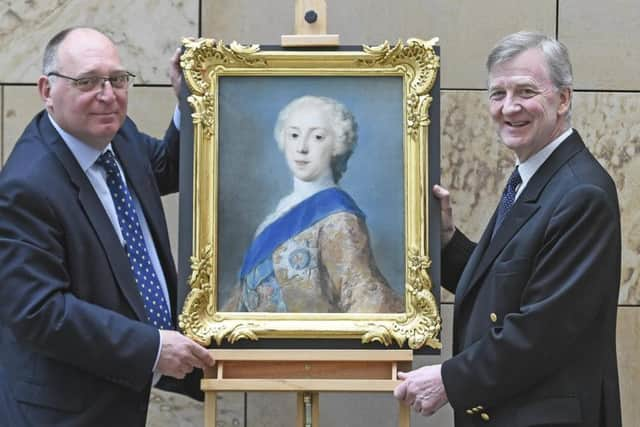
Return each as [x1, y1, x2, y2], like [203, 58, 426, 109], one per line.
[201, 349, 413, 427]
[281, 0, 339, 47]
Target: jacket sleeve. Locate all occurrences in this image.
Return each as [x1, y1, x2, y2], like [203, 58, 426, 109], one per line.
[441, 228, 476, 294]
[123, 117, 180, 196]
[441, 184, 621, 410]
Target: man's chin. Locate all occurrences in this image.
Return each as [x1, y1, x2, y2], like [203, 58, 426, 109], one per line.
[94, 120, 123, 134]
[500, 134, 529, 149]
[83, 128, 121, 149]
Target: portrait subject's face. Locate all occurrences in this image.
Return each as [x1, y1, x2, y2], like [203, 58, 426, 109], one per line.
[283, 107, 335, 182]
[488, 48, 570, 162]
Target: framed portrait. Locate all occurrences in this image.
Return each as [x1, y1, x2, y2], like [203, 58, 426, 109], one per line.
[177, 38, 441, 351]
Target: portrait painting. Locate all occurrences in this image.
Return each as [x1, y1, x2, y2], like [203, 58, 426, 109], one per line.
[178, 38, 442, 350]
[218, 79, 405, 314]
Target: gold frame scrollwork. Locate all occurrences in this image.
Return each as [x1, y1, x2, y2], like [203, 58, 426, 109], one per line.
[179, 37, 441, 350]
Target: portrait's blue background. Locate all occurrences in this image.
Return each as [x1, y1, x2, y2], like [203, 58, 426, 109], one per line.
[217, 76, 404, 307]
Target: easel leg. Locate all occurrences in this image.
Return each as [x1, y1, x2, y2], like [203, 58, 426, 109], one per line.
[311, 392, 320, 426]
[204, 391, 217, 427]
[398, 403, 410, 427]
[296, 393, 304, 426]
[296, 392, 320, 426]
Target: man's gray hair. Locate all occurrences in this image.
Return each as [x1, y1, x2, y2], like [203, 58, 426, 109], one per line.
[42, 27, 78, 74]
[274, 95, 357, 183]
[486, 31, 573, 91]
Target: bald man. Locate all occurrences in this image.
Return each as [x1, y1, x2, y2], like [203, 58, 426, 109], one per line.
[0, 27, 214, 426]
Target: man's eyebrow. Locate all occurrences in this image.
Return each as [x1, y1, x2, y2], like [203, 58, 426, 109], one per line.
[489, 79, 538, 90]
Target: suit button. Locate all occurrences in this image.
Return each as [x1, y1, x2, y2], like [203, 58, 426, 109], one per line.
[490, 313, 497, 322]
[466, 409, 473, 415]
[481, 412, 490, 421]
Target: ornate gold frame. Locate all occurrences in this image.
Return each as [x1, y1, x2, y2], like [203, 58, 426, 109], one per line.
[178, 38, 441, 350]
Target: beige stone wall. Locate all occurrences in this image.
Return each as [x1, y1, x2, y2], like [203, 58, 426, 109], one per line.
[1, 1, 638, 426]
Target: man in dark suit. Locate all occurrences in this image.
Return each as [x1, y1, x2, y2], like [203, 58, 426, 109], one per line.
[0, 27, 214, 426]
[394, 31, 622, 426]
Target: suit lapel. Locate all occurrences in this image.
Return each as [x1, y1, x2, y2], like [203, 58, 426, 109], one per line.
[40, 116, 148, 322]
[456, 131, 587, 306]
[453, 223, 493, 316]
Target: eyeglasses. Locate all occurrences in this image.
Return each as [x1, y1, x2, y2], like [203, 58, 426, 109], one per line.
[47, 71, 136, 92]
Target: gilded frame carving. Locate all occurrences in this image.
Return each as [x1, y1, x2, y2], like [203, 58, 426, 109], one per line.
[178, 38, 441, 350]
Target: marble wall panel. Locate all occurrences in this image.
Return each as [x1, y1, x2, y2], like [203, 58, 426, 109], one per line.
[202, 0, 556, 89]
[559, 0, 640, 90]
[146, 389, 204, 427]
[617, 306, 640, 425]
[572, 92, 640, 304]
[2, 85, 41, 165]
[246, 392, 297, 426]
[439, 90, 507, 240]
[146, 390, 247, 427]
[127, 86, 178, 137]
[439, 90, 506, 302]
[0, 0, 198, 84]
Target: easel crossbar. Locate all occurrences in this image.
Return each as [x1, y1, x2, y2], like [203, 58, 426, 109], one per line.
[201, 379, 402, 392]
[208, 349, 413, 361]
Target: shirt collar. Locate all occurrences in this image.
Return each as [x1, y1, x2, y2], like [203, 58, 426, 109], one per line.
[517, 127, 573, 188]
[47, 113, 113, 172]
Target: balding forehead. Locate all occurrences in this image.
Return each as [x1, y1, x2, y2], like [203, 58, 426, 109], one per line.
[62, 28, 116, 49]
[56, 28, 123, 74]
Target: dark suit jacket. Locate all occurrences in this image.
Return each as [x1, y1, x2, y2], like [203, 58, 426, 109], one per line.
[440, 131, 622, 427]
[0, 111, 181, 426]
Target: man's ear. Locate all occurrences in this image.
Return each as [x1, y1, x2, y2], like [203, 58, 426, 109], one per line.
[558, 86, 572, 116]
[37, 75, 53, 108]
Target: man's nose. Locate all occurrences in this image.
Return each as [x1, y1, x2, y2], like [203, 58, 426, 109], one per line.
[96, 80, 117, 102]
[502, 94, 522, 114]
[296, 136, 309, 153]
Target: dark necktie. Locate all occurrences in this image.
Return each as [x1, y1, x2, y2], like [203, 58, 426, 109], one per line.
[95, 150, 173, 330]
[493, 166, 522, 236]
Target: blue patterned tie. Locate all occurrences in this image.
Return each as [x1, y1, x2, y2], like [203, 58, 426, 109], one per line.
[95, 150, 173, 330]
[493, 166, 522, 237]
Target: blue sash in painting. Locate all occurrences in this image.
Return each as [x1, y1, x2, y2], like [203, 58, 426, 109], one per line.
[238, 188, 364, 311]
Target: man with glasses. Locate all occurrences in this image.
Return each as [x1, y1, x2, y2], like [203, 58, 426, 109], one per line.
[0, 27, 214, 426]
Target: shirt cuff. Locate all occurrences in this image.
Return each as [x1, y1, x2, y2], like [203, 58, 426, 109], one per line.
[172, 105, 181, 130]
[152, 329, 163, 385]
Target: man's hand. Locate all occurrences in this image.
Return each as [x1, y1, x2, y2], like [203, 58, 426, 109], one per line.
[169, 47, 183, 98]
[433, 184, 455, 247]
[394, 364, 448, 417]
[156, 330, 215, 379]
